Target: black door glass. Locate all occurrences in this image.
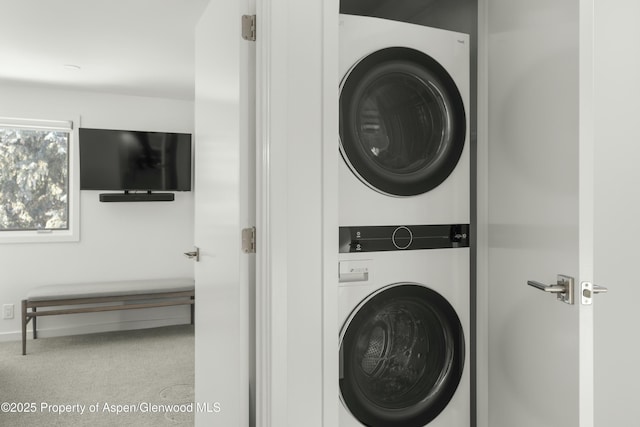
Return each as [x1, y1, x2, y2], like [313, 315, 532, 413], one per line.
[340, 284, 465, 426]
[340, 47, 465, 196]
[355, 64, 448, 175]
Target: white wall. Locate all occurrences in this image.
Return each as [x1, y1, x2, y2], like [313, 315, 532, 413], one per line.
[0, 83, 195, 340]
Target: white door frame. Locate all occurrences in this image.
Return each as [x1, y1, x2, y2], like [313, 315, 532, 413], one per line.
[578, 1, 595, 426]
[475, 1, 490, 425]
[254, 0, 339, 426]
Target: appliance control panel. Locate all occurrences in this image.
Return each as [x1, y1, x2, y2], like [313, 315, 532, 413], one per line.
[339, 224, 470, 253]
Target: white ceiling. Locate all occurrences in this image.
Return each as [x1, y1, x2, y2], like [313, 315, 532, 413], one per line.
[0, 0, 210, 100]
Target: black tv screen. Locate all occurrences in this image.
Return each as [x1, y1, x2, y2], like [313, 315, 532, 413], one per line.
[79, 128, 192, 191]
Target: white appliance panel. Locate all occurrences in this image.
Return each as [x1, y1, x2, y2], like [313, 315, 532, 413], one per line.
[339, 14, 470, 227]
[338, 249, 470, 427]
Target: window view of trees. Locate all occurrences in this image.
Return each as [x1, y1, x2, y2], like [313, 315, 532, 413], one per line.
[0, 127, 69, 231]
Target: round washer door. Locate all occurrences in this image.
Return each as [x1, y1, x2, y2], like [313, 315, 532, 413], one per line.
[340, 47, 466, 196]
[340, 283, 465, 427]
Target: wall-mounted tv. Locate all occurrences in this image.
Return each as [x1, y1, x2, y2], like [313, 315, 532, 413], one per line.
[79, 128, 192, 193]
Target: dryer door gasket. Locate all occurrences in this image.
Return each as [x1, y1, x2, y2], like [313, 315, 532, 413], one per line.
[340, 47, 466, 197]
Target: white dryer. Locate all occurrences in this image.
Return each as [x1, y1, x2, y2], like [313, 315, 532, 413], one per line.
[338, 241, 470, 427]
[339, 14, 470, 226]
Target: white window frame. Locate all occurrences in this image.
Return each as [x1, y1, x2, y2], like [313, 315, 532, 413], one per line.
[0, 116, 80, 244]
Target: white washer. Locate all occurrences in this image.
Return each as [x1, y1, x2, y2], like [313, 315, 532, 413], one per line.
[339, 14, 470, 226]
[339, 249, 470, 427]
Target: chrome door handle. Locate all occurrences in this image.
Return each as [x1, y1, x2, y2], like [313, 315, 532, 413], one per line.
[183, 247, 200, 262]
[593, 285, 608, 294]
[527, 281, 567, 293]
[527, 274, 575, 305]
[581, 282, 608, 305]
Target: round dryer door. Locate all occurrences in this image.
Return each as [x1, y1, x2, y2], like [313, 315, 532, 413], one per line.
[340, 47, 466, 196]
[340, 283, 465, 427]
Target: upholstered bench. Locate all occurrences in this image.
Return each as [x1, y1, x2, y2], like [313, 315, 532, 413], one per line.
[21, 278, 195, 355]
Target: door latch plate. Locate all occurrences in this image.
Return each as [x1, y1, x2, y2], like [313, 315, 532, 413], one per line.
[582, 281, 594, 305]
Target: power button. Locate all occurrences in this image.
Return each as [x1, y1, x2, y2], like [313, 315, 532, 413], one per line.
[392, 226, 413, 250]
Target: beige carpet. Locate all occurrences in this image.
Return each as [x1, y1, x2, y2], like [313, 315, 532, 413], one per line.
[0, 324, 194, 426]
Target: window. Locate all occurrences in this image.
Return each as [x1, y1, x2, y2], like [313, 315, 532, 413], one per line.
[0, 117, 79, 243]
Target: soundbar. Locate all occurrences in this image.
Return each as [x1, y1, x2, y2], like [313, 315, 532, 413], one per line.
[99, 192, 175, 202]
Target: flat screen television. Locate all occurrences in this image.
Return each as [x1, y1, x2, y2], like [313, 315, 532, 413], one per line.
[79, 128, 192, 193]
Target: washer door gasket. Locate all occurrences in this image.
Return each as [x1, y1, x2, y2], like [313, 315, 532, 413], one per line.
[340, 47, 466, 197]
[340, 283, 465, 427]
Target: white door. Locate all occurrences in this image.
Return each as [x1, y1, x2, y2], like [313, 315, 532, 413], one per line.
[480, 0, 600, 426]
[193, 0, 255, 426]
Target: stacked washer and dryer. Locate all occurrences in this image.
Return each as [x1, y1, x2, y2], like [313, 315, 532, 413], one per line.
[337, 14, 470, 427]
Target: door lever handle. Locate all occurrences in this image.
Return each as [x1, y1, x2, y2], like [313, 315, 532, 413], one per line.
[593, 284, 608, 294]
[527, 274, 575, 305]
[183, 247, 200, 262]
[527, 280, 567, 293]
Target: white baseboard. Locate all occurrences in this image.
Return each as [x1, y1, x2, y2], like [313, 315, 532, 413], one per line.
[0, 316, 191, 343]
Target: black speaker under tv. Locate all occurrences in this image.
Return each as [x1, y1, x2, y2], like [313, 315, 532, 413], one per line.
[79, 128, 192, 202]
[99, 192, 175, 202]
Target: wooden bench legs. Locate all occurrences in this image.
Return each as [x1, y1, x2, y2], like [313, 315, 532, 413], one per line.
[33, 306, 37, 339]
[190, 295, 195, 325]
[21, 300, 27, 356]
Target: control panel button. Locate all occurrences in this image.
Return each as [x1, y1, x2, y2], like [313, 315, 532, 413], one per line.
[392, 226, 413, 249]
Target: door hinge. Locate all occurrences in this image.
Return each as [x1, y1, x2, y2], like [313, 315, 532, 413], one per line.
[242, 15, 256, 41]
[242, 227, 256, 253]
